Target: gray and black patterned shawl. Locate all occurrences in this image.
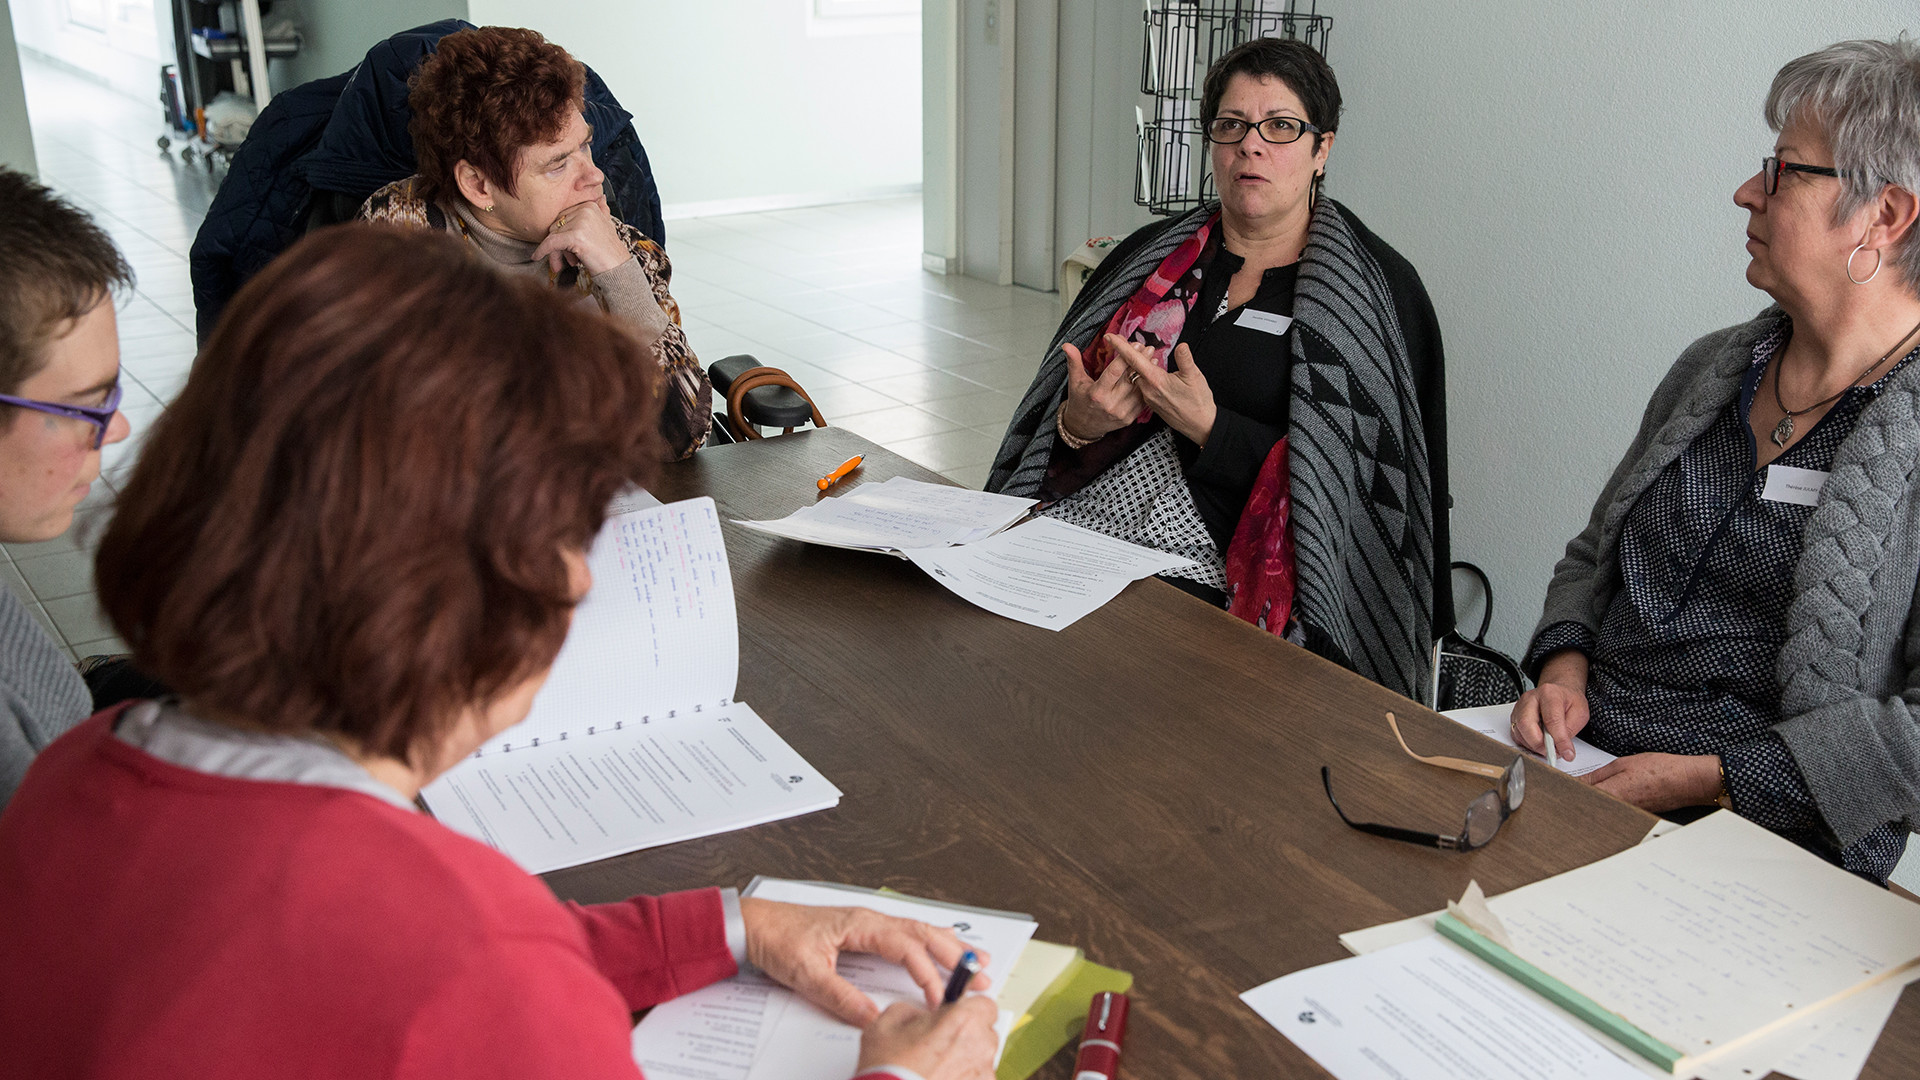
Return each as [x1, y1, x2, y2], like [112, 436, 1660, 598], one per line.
[987, 198, 1438, 698]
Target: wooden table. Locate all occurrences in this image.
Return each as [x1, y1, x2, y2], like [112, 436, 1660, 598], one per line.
[545, 427, 1919, 1079]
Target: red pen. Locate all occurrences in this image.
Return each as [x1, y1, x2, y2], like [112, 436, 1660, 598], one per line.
[1072, 991, 1129, 1080]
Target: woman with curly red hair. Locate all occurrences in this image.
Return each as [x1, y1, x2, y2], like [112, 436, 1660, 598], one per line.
[362, 26, 712, 460]
[0, 226, 996, 1080]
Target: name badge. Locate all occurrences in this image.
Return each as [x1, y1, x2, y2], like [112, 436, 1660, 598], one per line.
[1761, 463, 1829, 506]
[1235, 309, 1294, 336]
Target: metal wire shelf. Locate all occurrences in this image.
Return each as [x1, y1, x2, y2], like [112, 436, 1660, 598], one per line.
[1135, 1, 1331, 215]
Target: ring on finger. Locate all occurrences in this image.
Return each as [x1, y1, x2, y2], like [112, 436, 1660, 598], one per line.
[555, 213, 568, 229]
[1128, 372, 1140, 384]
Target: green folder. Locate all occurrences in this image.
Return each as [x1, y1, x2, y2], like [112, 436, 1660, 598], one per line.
[996, 951, 1134, 1080]
[1435, 912, 1682, 1072]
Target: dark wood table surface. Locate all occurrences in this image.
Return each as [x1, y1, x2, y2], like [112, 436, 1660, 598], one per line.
[544, 426, 1919, 1080]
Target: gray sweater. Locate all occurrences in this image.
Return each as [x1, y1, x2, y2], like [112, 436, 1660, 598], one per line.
[1533, 308, 1920, 848]
[0, 585, 91, 808]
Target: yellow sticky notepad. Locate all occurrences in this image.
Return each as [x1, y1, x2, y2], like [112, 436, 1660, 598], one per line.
[995, 944, 1133, 1080]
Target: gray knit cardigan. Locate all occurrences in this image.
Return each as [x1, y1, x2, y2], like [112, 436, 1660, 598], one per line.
[1531, 307, 1920, 848]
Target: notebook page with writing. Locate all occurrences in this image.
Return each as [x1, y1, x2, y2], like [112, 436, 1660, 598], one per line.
[479, 497, 737, 753]
[1484, 810, 1920, 1066]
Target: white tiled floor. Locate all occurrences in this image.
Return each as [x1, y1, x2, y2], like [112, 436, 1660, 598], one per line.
[2, 52, 1056, 661]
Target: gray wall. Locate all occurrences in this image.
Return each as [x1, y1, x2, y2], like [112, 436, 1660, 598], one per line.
[1318, 1, 1915, 656]
[0, 1, 36, 175]
[281, 0, 469, 87]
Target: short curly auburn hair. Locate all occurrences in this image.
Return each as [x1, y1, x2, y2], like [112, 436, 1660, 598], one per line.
[96, 226, 662, 767]
[409, 26, 587, 205]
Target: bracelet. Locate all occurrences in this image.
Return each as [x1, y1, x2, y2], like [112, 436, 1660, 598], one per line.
[1056, 408, 1096, 450]
[1715, 757, 1733, 810]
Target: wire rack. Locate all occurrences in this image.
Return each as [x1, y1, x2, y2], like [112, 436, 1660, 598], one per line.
[1135, 1, 1332, 216]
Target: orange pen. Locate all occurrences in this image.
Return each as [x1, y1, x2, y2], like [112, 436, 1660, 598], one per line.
[817, 454, 863, 490]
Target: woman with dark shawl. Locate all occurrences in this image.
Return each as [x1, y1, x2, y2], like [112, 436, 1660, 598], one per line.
[987, 38, 1451, 699]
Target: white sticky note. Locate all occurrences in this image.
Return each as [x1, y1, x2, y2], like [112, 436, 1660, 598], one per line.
[1234, 308, 1294, 335]
[1762, 464, 1828, 506]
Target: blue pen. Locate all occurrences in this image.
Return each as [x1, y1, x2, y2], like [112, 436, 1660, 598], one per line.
[942, 950, 980, 1004]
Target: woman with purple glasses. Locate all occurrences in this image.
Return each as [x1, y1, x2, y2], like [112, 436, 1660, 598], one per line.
[0, 168, 133, 809]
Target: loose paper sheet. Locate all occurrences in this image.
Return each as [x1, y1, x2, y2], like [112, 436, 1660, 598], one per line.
[423, 700, 840, 874]
[901, 517, 1195, 630]
[1242, 936, 1650, 1080]
[1442, 703, 1617, 776]
[632, 880, 1036, 1080]
[737, 477, 1035, 553]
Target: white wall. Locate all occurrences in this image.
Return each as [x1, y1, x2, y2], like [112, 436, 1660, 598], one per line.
[1052, 0, 1153, 267]
[9, 0, 160, 98]
[278, 0, 470, 88]
[1323, 1, 1916, 657]
[468, 0, 922, 215]
[0, 0, 36, 174]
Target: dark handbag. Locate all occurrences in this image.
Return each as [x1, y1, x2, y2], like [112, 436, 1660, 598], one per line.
[1432, 562, 1529, 711]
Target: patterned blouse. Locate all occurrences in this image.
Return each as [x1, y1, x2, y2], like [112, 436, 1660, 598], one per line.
[1529, 316, 1913, 883]
[361, 178, 712, 459]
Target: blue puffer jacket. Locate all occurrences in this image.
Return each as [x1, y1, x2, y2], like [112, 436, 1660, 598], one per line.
[190, 19, 665, 341]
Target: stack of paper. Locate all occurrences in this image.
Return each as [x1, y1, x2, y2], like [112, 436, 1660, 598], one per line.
[630, 879, 1038, 1080]
[1245, 811, 1920, 1080]
[421, 498, 841, 874]
[738, 477, 1037, 554]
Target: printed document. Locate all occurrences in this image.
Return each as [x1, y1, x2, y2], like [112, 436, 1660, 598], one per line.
[737, 477, 1035, 553]
[902, 517, 1195, 630]
[1482, 810, 1920, 1069]
[1242, 935, 1650, 1080]
[421, 498, 840, 874]
[1442, 702, 1617, 776]
[631, 879, 1036, 1080]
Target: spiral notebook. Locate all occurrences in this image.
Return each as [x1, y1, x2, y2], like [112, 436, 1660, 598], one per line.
[421, 496, 841, 874]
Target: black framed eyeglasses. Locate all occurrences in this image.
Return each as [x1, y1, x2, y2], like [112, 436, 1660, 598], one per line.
[1761, 155, 1841, 196]
[0, 379, 123, 449]
[1320, 712, 1526, 852]
[1205, 116, 1321, 146]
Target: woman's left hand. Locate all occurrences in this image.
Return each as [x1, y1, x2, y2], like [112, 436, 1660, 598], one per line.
[1113, 338, 1218, 446]
[739, 897, 990, 1027]
[531, 195, 631, 276]
[1580, 753, 1722, 813]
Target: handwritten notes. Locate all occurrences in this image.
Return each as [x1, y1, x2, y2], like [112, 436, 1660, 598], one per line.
[1486, 811, 1920, 1064]
[420, 498, 839, 873]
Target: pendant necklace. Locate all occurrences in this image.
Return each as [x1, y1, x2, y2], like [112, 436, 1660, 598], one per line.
[1771, 315, 1920, 448]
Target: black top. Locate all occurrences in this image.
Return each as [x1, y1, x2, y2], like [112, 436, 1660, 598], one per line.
[1018, 200, 1454, 644]
[1172, 246, 1299, 551]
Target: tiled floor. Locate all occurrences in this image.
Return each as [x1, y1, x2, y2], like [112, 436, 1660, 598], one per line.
[1, 52, 1055, 662]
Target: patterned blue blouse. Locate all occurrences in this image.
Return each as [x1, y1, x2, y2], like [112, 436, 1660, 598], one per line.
[1529, 316, 1912, 883]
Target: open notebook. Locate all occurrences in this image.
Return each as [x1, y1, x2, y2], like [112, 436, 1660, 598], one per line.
[421, 497, 841, 874]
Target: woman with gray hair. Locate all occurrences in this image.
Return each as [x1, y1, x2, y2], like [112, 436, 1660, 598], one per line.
[1511, 37, 1920, 883]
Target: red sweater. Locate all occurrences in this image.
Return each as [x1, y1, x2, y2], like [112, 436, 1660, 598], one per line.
[0, 713, 740, 1079]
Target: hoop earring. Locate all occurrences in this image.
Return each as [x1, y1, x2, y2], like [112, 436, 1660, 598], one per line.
[1848, 243, 1882, 285]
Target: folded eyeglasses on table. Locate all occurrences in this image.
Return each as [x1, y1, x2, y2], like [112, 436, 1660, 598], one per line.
[1322, 711, 1525, 852]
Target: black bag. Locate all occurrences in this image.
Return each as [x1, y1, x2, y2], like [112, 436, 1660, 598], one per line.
[1433, 562, 1528, 711]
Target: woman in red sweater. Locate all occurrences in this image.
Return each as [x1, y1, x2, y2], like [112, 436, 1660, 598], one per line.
[0, 226, 996, 1080]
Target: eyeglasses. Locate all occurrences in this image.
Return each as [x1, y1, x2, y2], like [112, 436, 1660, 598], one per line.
[1761, 156, 1842, 196]
[1205, 116, 1321, 146]
[1321, 712, 1526, 852]
[0, 379, 123, 449]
